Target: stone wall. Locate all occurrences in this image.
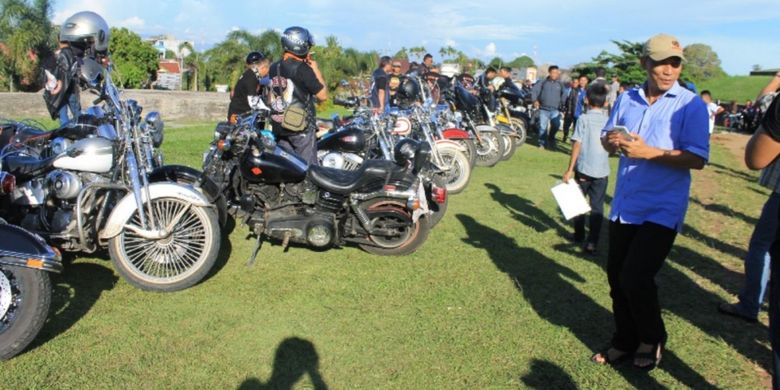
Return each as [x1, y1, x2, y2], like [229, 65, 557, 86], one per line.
[0, 90, 231, 122]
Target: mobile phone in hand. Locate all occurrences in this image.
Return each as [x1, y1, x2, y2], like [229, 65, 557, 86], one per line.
[609, 126, 634, 141]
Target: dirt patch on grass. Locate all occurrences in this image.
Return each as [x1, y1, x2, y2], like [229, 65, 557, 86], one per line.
[712, 132, 750, 166]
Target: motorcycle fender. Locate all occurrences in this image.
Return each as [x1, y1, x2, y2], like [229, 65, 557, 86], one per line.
[475, 124, 498, 133]
[148, 165, 221, 203]
[441, 128, 471, 140]
[0, 224, 63, 273]
[435, 139, 467, 153]
[99, 183, 211, 240]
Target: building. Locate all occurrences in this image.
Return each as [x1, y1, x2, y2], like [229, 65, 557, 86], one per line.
[147, 35, 194, 59]
[155, 60, 182, 90]
[751, 68, 779, 76]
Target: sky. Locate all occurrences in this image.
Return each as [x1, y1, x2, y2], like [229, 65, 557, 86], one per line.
[51, 0, 780, 75]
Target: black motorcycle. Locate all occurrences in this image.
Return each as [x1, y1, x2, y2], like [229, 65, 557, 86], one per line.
[202, 111, 444, 257]
[0, 171, 62, 360]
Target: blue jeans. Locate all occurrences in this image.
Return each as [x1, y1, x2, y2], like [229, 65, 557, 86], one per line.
[537, 109, 561, 147]
[770, 231, 780, 389]
[736, 192, 778, 317]
[58, 92, 81, 126]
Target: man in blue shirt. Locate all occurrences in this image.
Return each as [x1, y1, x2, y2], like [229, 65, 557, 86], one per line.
[590, 34, 709, 371]
[370, 56, 392, 111]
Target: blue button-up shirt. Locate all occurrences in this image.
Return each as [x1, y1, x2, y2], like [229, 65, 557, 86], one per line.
[601, 82, 709, 231]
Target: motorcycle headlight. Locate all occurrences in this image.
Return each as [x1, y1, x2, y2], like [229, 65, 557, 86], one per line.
[144, 111, 164, 147]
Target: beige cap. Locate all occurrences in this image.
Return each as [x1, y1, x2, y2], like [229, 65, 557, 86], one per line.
[643, 33, 685, 61]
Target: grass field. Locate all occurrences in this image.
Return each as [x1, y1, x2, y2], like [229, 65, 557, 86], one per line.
[0, 123, 773, 388]
[699, 75, 772, 103]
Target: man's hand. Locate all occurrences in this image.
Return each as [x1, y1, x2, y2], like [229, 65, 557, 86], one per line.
[616, 133, 659, 160]
[563, 170, 574, 183]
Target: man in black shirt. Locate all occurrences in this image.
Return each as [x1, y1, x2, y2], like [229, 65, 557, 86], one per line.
[228, 51, 270, 123]
[370, 56, 392, 111]
[269, 26, 327, 165]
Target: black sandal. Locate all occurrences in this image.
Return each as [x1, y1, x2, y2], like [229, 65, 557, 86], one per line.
[633, 343, 663, 371]
[590, 347, 632, 366]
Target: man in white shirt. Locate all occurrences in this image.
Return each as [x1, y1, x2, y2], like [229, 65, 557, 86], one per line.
[701, 90, 724, 134]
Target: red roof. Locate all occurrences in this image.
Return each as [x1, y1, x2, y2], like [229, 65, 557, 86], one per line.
[158, 60, 181, 74]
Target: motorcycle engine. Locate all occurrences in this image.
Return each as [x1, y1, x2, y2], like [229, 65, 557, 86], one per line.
[46, 170, 82, 200]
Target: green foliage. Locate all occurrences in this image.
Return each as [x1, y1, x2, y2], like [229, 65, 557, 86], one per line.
[0, 0, 55, 91]
[699, 75, 772, 103]
[682, 43, 726, 83]
[164, 49, 176, 59]
[488, 56, 503, 69]
[393, 47, 408, 60]
[573, 40, 646, 85]
[108, 27, 159, 89]
[408, 46, 426, 61]
[508, 55, 534, 69]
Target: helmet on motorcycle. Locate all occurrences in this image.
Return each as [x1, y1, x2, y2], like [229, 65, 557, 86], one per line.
[59, 11, 110, 52]
[395, 77, 420, 107]
[393, 138, 419, 166]
[246, 51, 265, 65]
[281, 26, 314, 57]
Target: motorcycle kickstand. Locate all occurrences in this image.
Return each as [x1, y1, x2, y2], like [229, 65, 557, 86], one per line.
[246, 235, 264, 267]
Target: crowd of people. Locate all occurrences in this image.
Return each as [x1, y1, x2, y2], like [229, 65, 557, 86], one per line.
[34, 17, 780, 386]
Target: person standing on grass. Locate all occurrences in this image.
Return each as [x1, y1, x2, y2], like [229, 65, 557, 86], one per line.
[562, 77, 583, 143]
[592, 33, 709, 371]
[719, 71, 780, 325]
[700, 90, 725, 135]
[531, 65, 567, 149]
[563, 83, 611, 255]
[743, 88, 780, 390]
[608, 75, 620, 111]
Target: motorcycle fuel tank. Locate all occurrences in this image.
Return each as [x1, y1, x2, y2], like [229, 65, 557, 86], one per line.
[316, 126, 366, 154]
[53, 137, 114, 173]
[240, 145, 308, 184]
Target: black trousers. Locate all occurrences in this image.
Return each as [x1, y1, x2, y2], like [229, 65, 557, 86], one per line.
[607, 221, 677, 351]
[573, 172, 607, 245]
[562, 115, 577, 142]
[277, 128, 318, 166]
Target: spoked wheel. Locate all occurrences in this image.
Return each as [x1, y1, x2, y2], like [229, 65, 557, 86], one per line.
[109, 198, 220, 292]
[0, 266, 51, 360]
[455, 139, 477, 168]
[474, 131, 504, 167]
[499, 131, 517, 161]
[436, 144, 472, 195]
[358, 199, 431, 256]
[510, 118, 527, 147]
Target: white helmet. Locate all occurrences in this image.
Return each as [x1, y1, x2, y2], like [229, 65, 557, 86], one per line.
[59, 11, 110, 52]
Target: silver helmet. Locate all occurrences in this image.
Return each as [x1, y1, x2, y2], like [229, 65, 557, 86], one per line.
[59, 11, 110, 52]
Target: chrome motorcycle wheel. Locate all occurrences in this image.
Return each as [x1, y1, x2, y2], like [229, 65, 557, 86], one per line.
[0, 266, 51, 360]
[436, 144, 471, 195]
[510, 117, 528, 147]
[474, 131, 504, 167]
[109, 198, 220, 292]
[358, 199, 431, 256]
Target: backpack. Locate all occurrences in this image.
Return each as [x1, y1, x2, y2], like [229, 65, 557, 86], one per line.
[268, 60, 310, 133]
[41, 48, 80, 119]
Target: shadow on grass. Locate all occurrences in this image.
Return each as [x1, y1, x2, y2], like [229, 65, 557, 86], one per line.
[238, 337, 328, 390]
[681, 224, 747, 260]
[521, 359, 577, 389]
[485, 184, 567, 235]
[708, 162, 756, 182]
[457, 214, 718, 389]
[27, 262, 118, 353]
[690, 197, 759, 226]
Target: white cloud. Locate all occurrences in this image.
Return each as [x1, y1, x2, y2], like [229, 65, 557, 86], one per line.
[51, 0, 109, 24]
[484, 42, 497, 57]
[118, 16, 145, 28]
[444, 39, 457, 48]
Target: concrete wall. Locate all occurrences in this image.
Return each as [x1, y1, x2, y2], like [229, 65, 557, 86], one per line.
[0, 90, 231, 122]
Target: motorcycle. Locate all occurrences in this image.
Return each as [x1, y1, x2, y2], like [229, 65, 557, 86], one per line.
[0, 170, 62, 360]
[202, 110, 443, 257]
[0, 60, 221, 292]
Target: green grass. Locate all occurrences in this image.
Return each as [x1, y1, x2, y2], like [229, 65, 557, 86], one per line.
[699, 75, 772, 103]
[0, 125, 772, 388]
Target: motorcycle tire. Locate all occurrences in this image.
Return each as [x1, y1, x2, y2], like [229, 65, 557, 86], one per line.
[436, 143, 472, 195]
[500, 133, 517, 161]
[427, 176, 449, 228]
[510, 117, 528, 147]
[474, 131, 504, 168]
[358, 199, 431, 256]
[0, 266, 51, 360]
[109, 198, 220, 292]
[456, 139, 478, 168]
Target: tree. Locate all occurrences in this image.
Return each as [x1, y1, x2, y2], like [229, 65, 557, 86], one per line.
[438, 45, 457, 60]
[108, 27, 159, 89]
[408, 46, 426, 61]
[573, 40, 646, 85]
[488, 57, 504, 69]
[508, 55, 534, 69]
[682, 43, 726, 83]
[164, 49, 176, 59]
[393, 47, 408, 60]
[0, 0, 55, 91]
[179, 41, 200, 91]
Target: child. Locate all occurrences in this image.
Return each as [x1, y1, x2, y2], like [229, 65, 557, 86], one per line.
[562, 83, 610, 254]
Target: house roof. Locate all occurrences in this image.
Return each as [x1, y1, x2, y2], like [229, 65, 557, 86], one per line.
[158, 60, 181, 74]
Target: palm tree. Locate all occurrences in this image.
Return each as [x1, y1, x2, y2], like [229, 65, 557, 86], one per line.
[178, 41, 199, 91]
[408, 46, 426, 61]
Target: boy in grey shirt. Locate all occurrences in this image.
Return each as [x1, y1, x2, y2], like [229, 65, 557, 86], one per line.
[563, 83, 611, 254]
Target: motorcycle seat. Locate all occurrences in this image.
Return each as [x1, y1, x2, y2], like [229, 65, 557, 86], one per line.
[308, 159, 404, 195]
[2, 154, 56, 179]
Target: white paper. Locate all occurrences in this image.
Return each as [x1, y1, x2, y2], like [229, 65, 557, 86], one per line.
[551, 181, 591, 220]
